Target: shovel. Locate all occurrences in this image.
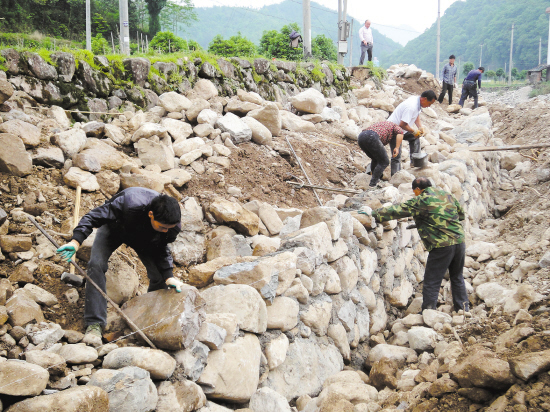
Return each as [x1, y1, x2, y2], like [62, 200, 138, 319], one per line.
[61, 186, 84, 287]
[27, 215, 157, 349]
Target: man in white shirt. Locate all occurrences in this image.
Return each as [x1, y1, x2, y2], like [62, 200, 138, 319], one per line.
[388, 90, 437, 174]
[359, 20, 374, 65]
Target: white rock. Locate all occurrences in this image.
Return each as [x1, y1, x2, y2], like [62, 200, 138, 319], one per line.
[290, 88, 327, 114]
[265, 333, 290, 370]
[63, 167, 99, 191]
[216, 113, 252, 144]
[408, 327, 438, 351]
[54, 128, 87, 157]
[159, 91, 192, 112]
[161, 118, 193, 141]
[249, 387, 291, 412]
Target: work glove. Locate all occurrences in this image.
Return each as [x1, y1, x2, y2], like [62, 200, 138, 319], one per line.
[413, 130, 422, 138]
[56, 242, 79, 261]
[166, 277, 184, 293]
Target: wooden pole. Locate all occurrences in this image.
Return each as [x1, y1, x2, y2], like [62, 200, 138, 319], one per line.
[70, 186, 81, 275]
[284, 136, 322, 206]
[466, 143, 550, 152]
[27, 216, 158, 349]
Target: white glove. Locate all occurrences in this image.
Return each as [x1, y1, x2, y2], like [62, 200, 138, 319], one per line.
[166, 277, 184, 293]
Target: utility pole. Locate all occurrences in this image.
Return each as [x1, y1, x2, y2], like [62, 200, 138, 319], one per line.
[119, 0, 130, 54]
[508, 23, 514, 85]
[547, 7, 550, 65]
[479, 44, 484, 67]
[303, 0, 311, 59]
[540, 37, 542, 65]
[337, 0, 349, 65]
[86, 0, 91, 51]
[436, 0, 441, 80]
[349, 19, 354, 67]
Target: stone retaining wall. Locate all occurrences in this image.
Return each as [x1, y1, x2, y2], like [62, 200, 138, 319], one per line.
[0, 49, 352, 118]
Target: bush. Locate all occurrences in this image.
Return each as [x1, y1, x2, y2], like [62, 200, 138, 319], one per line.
[259, 23, 303, 61]
[149, 31, 188, 53]
[311, 34, 337, 62]
[91, 34, 110, 55]
[208, 32, 256, 57]
[529, 81, 550, 98]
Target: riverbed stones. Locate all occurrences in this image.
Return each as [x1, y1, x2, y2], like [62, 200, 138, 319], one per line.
[103, 347, 176, 379]
[365, 344, 418, 368]
[54, 128, 87, 157]
[247, 103, 282, 136]
[6, 291, 45, 327]
[0, 119, 41, 147]
[249, 387, 291, 412]
[266, 297, 299, 331]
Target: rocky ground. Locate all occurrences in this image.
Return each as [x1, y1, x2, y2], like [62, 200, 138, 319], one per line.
[0, 60, 549, 412]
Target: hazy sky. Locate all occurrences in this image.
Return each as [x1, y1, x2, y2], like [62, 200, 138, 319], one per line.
[196, 0, 464, 33]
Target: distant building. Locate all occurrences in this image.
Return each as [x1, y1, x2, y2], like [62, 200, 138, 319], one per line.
[527, 64, 550, 84]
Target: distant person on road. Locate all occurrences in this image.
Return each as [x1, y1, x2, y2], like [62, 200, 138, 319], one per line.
[357, 121, 404, 188]
[359, 20, 374, 65]
[459, 66, 484, 109]
[438, 54, 458, 105]
[371, 177, 470, 313]
[387, 90, 436, 174]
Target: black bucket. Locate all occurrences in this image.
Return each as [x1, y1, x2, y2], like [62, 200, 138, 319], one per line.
[411, 152, 428, 168]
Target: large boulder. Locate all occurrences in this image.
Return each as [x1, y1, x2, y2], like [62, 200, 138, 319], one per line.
[159, 91, 192, 113]
[6, 290, 45, 327]
[161, 118, 193, 141]
[0, 78, 14, 104]
[247, 103, 282, 136]
[0, 360, 49, 396]
[123, 58, 151, 87]
[0, 119, 41, 147]
[135, 138, 175, 171]
[122, 287, 205, 351]
[201, 284, 267, 333]
[54, 128, 87, 157]
[290, 88, 327, 114]
[50, 52, 76, 82]
[156, 380, 207, 412]
[249, 387, 291, 412]
[64, 167, 100, 192]
[103, 347, 176, 379]
[24, 52, 57, 80]
[0, 133, 32, 176]
[241, 116, 272, 146]
[5, 385, 109, 412]
[198, 334, 261, 402]
[32, 147, 64, 168]
[209, 198, 260, 236]
[74, 138, 131, 171]
[280, 111, 316, 133]
[450, 350, 515, 390]
[87, 366, 157, 412]
[105, 256, 139, 305]
[262, 337, 343, 401]
[216, 113, 252, 144]
[193, 79, 218, 100]
[365, 344, 417, 368]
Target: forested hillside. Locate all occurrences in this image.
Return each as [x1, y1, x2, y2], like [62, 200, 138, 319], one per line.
[383, 0, 549, 77]
[182, 1, 402, 65]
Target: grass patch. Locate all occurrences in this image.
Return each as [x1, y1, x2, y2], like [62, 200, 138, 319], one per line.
[529, 82, 550, 98]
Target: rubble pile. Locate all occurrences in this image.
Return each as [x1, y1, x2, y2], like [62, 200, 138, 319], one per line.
[0, 58, 548, 412]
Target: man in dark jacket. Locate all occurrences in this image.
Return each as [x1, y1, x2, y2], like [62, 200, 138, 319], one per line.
[459, 67, 484, 109]
[371, 177, 469, 313]
[56, 187, 183, 346]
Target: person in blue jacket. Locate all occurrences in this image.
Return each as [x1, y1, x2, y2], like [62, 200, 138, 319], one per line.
[459, 67, 484, 109]
[56, 187, 183, 346]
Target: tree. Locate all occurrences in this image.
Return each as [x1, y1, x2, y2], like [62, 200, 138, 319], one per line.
[259, 23, 303, 61]
[311, 34, 337, 62]
[462, 62, 474, 76]
[149, 30, 187, 52]
[486, 70, 496, 81]
[511, 67, 519, 79]
[496, 68, 505, 78]
[160, 0, 197, 35]
[519, 69, 528, 80]
[208, 33, 256, 57]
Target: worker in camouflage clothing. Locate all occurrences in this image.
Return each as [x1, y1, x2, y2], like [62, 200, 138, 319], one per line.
[371, 177, 469, 313]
